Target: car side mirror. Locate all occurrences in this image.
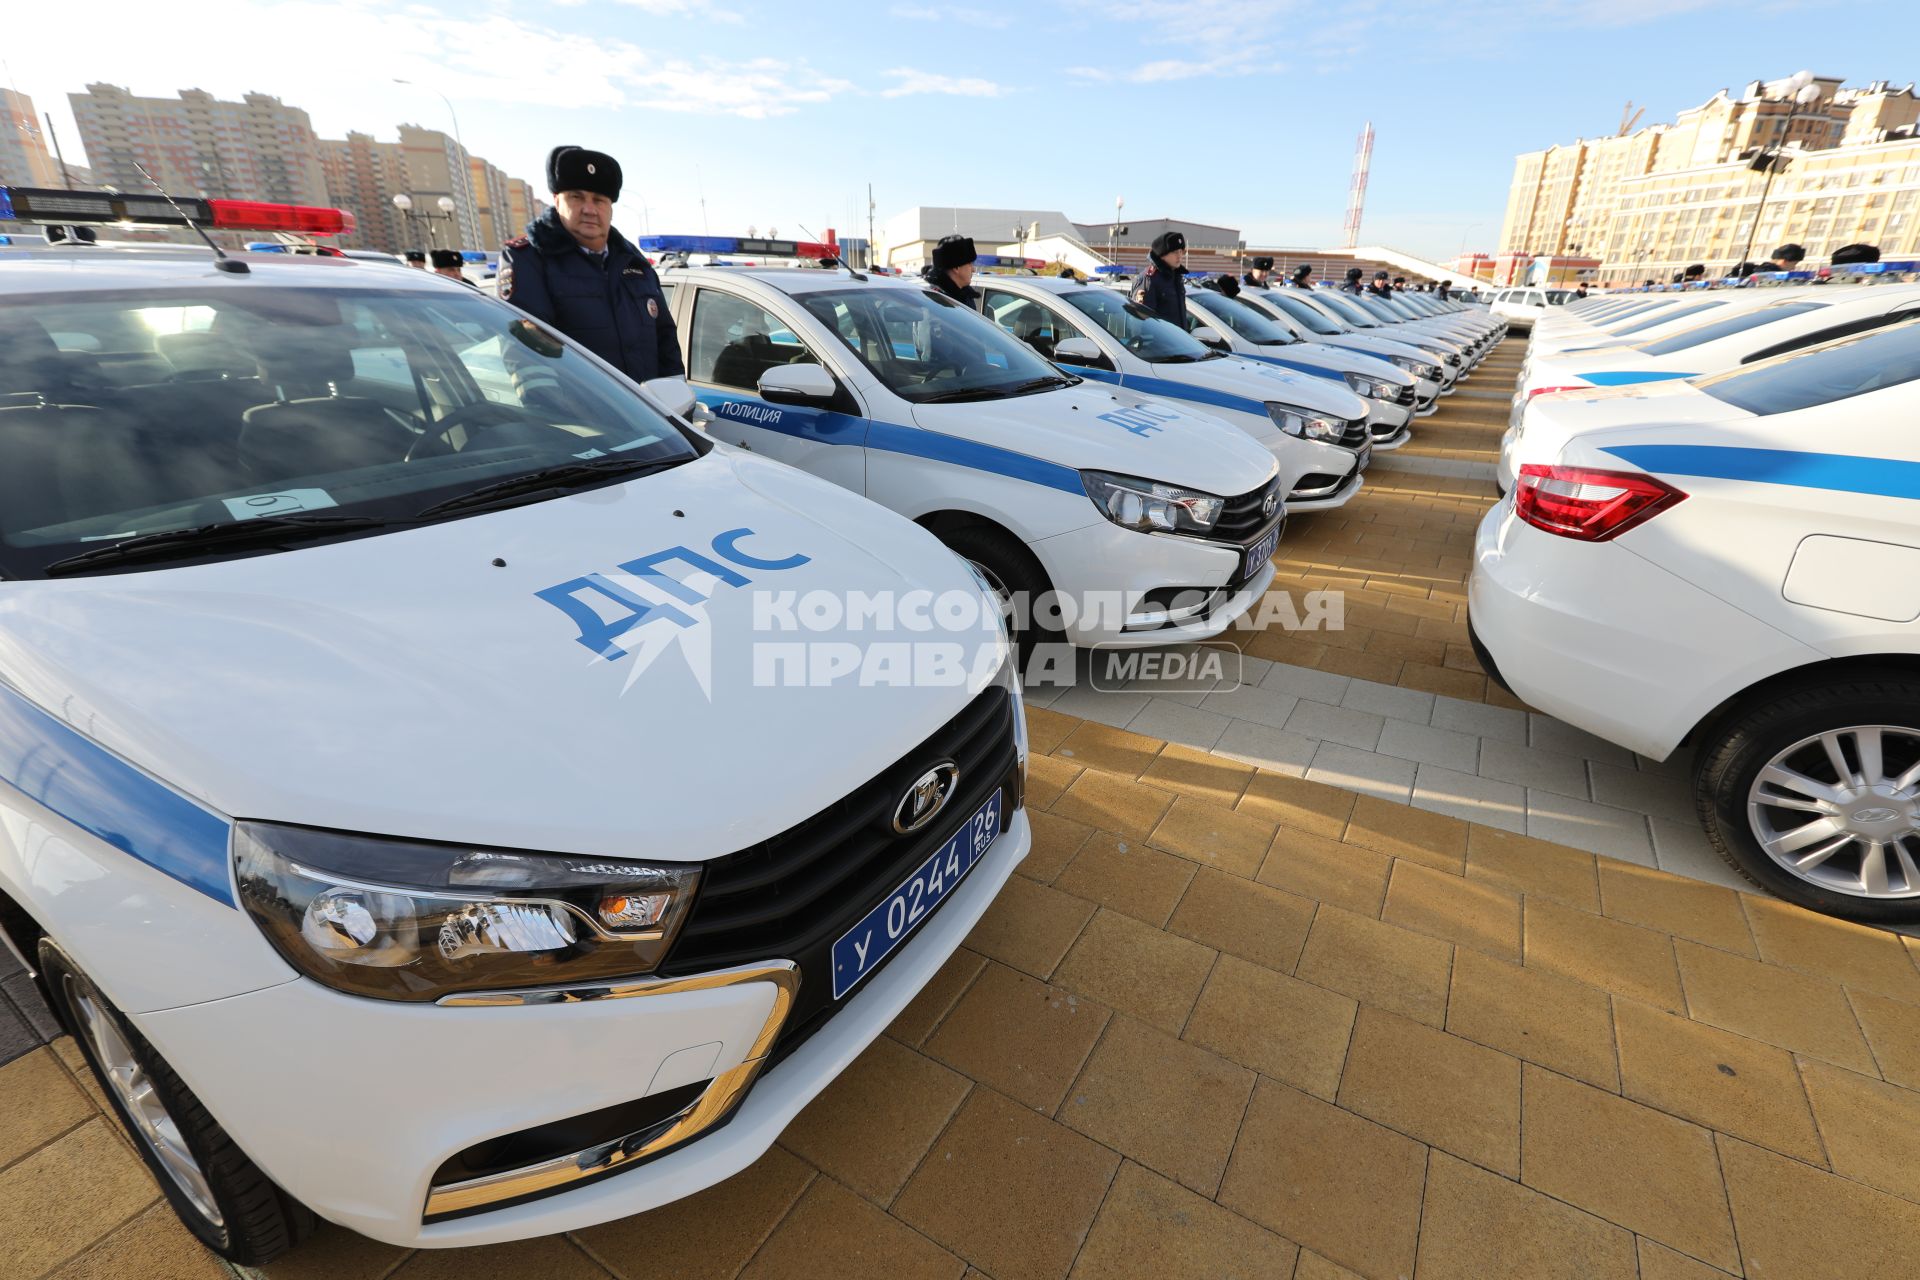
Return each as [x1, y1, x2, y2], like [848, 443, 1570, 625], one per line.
[1052, 336, 1103, 365]
[639, 375, 697, 421]
[1191, 326, 1229, 351]
[758, 362, 838, 406]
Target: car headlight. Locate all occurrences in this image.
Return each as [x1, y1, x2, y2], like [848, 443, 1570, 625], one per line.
[1390, 355, 1443, 380]
[235, 824, 701, 1001]
[1444, 352, 1462, 366]
[1343, 372, 1393, 400]
[1267, 403, 1347, 443]
[1081, 470, 1225, 533]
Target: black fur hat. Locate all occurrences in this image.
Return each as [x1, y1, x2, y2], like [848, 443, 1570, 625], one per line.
[546, 146, 622, 201]
[932, 234, 976, 273]
[1151, 230, 1186, 257]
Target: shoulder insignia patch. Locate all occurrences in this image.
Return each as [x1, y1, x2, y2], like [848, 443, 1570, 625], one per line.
[504, 235, 531, 250]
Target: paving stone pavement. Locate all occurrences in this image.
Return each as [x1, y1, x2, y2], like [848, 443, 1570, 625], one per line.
[9, 341, 1920, 1279]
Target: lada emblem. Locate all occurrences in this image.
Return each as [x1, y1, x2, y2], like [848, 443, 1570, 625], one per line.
[1852, 807, 1899, 823]
[1261, 488, 1279, 519]
[893, 762, 960, 835]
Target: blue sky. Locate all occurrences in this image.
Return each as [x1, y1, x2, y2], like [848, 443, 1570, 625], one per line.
[6, 0, 1903, 260]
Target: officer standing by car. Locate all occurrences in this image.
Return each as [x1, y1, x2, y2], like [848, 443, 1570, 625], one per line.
[498, 145, 684, 383]
[429, 248, 478, 288]
[1366, 271, 1394, 299]
[1242, 255, 1274, 289]
[924, 235, 982, 308]
[1288, 263, 1314, 289]
[1342, 267, 1366, 295]
[1136, 231, 1188, 325]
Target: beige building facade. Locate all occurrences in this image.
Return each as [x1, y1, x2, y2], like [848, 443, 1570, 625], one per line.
[1, 89, 64, 189]
[1500, 76, 1920, 282]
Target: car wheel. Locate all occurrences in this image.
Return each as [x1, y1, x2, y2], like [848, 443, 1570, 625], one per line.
[38, 939, 315, 1265]
[1697, 680, 1920, 922]
[939, 523, 1061, 662]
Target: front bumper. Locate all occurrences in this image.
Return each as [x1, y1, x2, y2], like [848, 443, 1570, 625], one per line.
[135, 808, 1034, 1248]
[1033, 514, 1283, 647]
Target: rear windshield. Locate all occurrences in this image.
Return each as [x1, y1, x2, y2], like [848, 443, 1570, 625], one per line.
[1610, 300, 1725, 336]
[1635, 302, 1825, 356]
[1695, 317, 1920, 415]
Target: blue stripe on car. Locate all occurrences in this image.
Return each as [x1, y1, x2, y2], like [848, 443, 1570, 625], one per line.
[1063, 369, 1269, 417]
[0, 682, 234, 905]
[1578, 370, 1698, 386]
[1236, 353, 1343, 380]
[698, 392, 1085, 495]
[1603, 444, 1920, 501]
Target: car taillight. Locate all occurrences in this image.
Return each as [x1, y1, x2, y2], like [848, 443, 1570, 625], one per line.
[1513, 465, 1685, 541]
[1526, 384, 1588, 401]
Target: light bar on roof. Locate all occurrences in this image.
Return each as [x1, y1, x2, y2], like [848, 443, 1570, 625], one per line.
[0, 186, 354, 235]
[1092, 264, 1130, 274]
[636, 234, 837, 259]
[974, 255, 1043, 269]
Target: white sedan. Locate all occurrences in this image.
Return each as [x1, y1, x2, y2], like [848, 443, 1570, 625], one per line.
[1471, 315, 1920, 922]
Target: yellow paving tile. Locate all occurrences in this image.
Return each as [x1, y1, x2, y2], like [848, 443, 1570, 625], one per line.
[1675, 938, 1878, 1073]
[1850, 988, 1920, 1089]
[1743, 896, 1920, 1004]
[1258, 828, 1392, 916]
[925, 962, 1108, 1116]
[1524, 898, 1684, 1013]
[1317, 646, 1405, 684]
[1414, 1152, 1637, 1280]
[1052, 825, 1199, 927]
[1446, 947, 1619, 1089]
[1060, 1017, 1254, 1196]
[391, 1238, 609, 1279]
[1023, 753, 1080, 810]
[1166, 867, 1315, 975]
[740, 1177, 964, 1280]
[778, 1038, 971, 1205]
[963, 875, 1095, 980]
[1053, 908, 1216, 1035]
[1023, 706, 1077, 757]
[1292, 1253, 1366, 1280]
[1520, 1066, 1739, 1271]
[0, 1120, 156, 1278]
[1383, 860, 1522, 961]
[1720, 1134, 1920, 1279]
[1296, 904, 1454, 1026]
[1336, 1007, 1520, 1176]
[1597, 861, 1756, 957]
[893, 1088, 1119, 1280]
[1183, 953, 1356, 1100]
[1234, 769, 1357, 838]
[1138, 743, 1255, 807]
[1067, 1162, 1298, 1280]
[1147, 795, 1280, 877]
[1464, 826, 1601, 911]
[49, 1202, 227, 1280]
[1398, 661, 1486, 701]
[1049, 768, 1175, 842]
[1219, 1080, 1427, 1280]
[1052, 721, 1163, 777]
[1798, 1057, 1920, 1204]
[573, 1148, 812, 1280]
[1020, 810, 1095, 884]
[1635, 1239, 1740, 1280]
[1343, 794, 1469, 872]
[1613, 997, 1826, 1164]
[886, 948, 986, 1048]
[0, 1047, 93, 1169]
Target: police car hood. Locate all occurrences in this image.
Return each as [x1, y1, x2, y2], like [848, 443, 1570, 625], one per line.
[0, 451, 1006, 862]
[1253, 343, 1414, 385]
[910, 382, 1277, 497]
[1150, 355, 1371, 420]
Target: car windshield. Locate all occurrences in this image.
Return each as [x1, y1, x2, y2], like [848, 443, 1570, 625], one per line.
[1609, 300, 1726, 336]
[1316, 293, 1380, 327]
[1696, 316, 1920, 415]
[0, 287, 699, 578]
[1259, 292, 1345, 335]
[1057, 286, 1214, 362]
[1634, 301, 1825, 355]
[1352, 296, 1407, 323]
[1544, 290, 1575, 305]
[796, 286, 1066, 403]
[1596, 301, 1684, 327]
[1192, 293, 1298, 345]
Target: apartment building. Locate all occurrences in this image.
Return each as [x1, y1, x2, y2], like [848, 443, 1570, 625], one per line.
[1, 88, 63, 189]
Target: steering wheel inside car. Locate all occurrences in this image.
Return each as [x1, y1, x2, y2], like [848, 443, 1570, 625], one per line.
[405, 401, 531, 460]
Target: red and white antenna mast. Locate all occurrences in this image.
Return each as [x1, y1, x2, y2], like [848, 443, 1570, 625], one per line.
[1343, 121, 1374, 249]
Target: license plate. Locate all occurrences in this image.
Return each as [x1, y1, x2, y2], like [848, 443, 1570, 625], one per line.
[1356, 442, 1372, 471]
[1242, 524, 1281, 579]
[831, 791, 1002, 999]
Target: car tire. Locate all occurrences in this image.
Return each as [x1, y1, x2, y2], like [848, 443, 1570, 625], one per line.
[1696, 678, 1920, 923]
[938, 522, 1061, 661]
[38, 939, 315, 1266]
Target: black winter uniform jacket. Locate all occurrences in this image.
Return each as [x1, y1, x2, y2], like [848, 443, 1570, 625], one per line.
[499, 211, 685, 382]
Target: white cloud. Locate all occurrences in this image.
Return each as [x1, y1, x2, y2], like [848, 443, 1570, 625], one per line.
[1068, 47, 1269, 83]
[878, 69, 1012, 98]
[888, 3, 1014, 27]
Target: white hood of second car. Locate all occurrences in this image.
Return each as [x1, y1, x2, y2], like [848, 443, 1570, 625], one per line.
[1147, 355, 1372, 421]
[0, 451, 1007, 863]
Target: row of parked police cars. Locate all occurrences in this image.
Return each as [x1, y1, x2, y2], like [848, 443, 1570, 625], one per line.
[1470, 263, 1920, 925]
[0, 188, 1503, 1264]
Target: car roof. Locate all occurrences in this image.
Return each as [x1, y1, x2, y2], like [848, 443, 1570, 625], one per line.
[660, 264, 917, 295]
[0, 245, 474, 297]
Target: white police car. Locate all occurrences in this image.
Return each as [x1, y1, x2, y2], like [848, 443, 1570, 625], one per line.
[1242, 286, 1451, 406]
[650, 250, 1285, 649]
[0, 191, 1029, 1260]
[1183, 287, 1416, 449]
[1471, 314, 1920, 922]
[1288, 289, 1479, 379]
[974, 274, 1372, 512]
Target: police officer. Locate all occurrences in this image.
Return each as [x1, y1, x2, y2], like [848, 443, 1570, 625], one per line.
[1341, 267, 1366, 295]
[498, 145, 684, 383]
[1574, 283, 1590, 300]
[1763, 243, 1806, 274]
[403, 250, 427, 270]
[429, 248, 477, 287]
[1288, 263, 1314, 289]
[924, 235, 981, 307]
[1366, 271, 1394, 299]
[1135, 231, 1188, 325]
[1242, 255, 1274, 289]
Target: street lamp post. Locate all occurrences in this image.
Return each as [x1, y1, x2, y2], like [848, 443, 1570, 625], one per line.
[395, 79, 469, 244]
[1735, 71, 1822, 272]
[391, 193, 457, 252]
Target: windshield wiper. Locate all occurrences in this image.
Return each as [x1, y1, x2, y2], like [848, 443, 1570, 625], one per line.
[1008, 375, 1076, 394]
[43, 514, 390, 576]
[414, 455, 687, 519]
[915, 386, 1014, 404]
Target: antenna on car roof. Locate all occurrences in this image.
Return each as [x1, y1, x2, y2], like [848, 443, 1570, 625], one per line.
[796, 222, 865, 282]
[131, 162, 248, 275]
